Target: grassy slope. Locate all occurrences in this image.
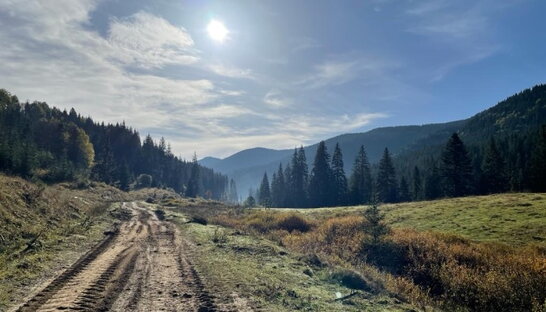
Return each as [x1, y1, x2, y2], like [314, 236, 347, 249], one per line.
[164, 208, 417, 312]
[0, 175, 129, 310]
[292, 193, 546, 246]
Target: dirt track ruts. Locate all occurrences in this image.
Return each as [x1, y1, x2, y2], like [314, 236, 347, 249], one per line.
[16, 202, 219, 312]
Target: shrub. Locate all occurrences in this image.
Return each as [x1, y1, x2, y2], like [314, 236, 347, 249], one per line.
[276, 214, 312, 233]
[329, 269, 370, 291]
[190, 215, 208, 225]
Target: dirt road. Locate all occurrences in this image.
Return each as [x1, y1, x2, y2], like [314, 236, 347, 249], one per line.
[16, 202, 218, 312]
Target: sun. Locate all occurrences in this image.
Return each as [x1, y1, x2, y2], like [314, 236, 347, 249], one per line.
[207, 20, 229, 43]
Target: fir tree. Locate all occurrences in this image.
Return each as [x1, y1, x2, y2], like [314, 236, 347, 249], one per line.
[331, 143, 348, 206]
[258, 172, 271, 207]
[481, 138, 508, 194]
[271, 163, 286, 207]
[529, 125, 546, 192]
[309, 141, 333, 207]
[185, 153, 201, 197]
[412, 166, 422, 201]
[425, 163, 442, 200]
[229, 179, 238, 203]
[289, 147, 309, 207]
[441, 133, 473, 197]
[376, 148, 398, 203]
[398, 177, 410, 202]
[349, 146, 372, 205]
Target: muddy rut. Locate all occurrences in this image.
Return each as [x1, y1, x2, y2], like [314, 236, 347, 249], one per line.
[16, 202, 218, 312]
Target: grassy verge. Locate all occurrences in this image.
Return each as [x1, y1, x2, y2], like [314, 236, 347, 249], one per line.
[172, 212, 418, 311]
[291, 193, 546, 247]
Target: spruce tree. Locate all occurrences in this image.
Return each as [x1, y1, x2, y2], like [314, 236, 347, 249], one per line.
[412, 166, 422, 201]
[376, 148, 398, 203]
[529, 125, 546, 192]
[271, 163, 286, 207]
[481, 138, 508, 194]
[331, 143, 348, 206]
[440, 133, 473, 197]
[258, 172, 271, 207]
[185, 153, 201, 197]
[290, 147, 309, 207]
[229, 179, 238, 203]
[309, 141, 333, 207]
[425, 163, 442, 200]
[399, 177, 410, 202]
[349, 146, 372, 205]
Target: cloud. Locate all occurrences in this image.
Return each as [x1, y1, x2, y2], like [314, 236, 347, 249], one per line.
[263, 90, 290, 107]
[207, 63, 255, 79]
[108, 11, 198, 69]
[298, 56, 394, 89]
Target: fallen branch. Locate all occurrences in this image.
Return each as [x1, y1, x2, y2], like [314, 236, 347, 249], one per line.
[334, 291, 359, 302]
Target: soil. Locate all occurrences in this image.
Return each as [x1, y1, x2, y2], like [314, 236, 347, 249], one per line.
[15, 202, 228, 312]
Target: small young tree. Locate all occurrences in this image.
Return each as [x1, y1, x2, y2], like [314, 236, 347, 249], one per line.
[244, 195, 256, 208]
[363, 203, 389, 245]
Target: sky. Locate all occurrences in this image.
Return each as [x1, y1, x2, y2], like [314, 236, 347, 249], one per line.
[0, 0, 545, 159]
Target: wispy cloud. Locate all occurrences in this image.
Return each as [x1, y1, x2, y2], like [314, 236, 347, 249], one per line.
[263, 90, 290, 107]
[298, 56, 394, 89]
[108, 11, 198, 69]
[207, 63, 255, 79]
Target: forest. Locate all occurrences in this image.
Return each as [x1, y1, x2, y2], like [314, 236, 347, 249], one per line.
[0, 89, 227, 199]
[253, 127, 546, 208]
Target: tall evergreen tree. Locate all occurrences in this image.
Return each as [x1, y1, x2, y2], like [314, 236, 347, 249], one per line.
[440, 133, 473, 197]
[412, 166, 422, 201]
[424, 163, 442, 200]
[529, 125, 546, 192]
[289, 147, 309, 207]
[331, 143, 348, 206]
[258, 172, 271, 207]
[481, 138, 508, 194]
[349, 146, 372, 205]
[271, 163, 286, 207]
[399, 177, 410, 202]
[185, 153, 201, 197]
[229, 179, 238, 203]
[376, 148, 398, 203]
[309, 141, 333, 207]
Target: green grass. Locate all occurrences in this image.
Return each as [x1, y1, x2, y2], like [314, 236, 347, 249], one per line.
[171, 210, 418, 312]
[289, 193, 546, 247]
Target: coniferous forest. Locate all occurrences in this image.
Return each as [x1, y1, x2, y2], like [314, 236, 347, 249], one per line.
[256, 128, 546, 208]
[0, 89, 227, 199]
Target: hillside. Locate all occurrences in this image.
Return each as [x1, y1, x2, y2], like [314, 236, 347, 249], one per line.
[203, 84, 546, 197]
[0, 89, 227, 199]
[202, 120, 465, 194]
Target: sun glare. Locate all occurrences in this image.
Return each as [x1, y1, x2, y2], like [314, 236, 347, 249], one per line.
[207, 20, 229, 43]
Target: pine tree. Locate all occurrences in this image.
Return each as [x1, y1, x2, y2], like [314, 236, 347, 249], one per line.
[271, 163, 286, 207]
[330, 143, 348, 206]
[349, 146, 372, 205]
[412, 166, 422, 201]
[376, 148, 398, 203]
[481, 138, 508, 194]
[398, 177, 410, 202]
[441, 133, 473, 197]
[185, 153, 201, 197]
[309, 141, 333, 207]
[258, 172, 271, 207]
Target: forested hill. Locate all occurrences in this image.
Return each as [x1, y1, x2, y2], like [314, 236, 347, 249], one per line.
[0, 89, 227, 199]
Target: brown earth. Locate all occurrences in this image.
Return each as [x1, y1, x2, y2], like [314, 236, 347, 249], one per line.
[14, 202, 230, 312]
